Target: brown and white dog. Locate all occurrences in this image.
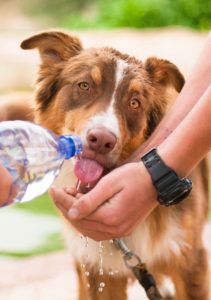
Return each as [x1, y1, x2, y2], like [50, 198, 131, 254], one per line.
[20, 31, 209, 300]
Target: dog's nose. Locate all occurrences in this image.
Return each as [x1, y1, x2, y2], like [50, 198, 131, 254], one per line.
[87, 128, 117, 154]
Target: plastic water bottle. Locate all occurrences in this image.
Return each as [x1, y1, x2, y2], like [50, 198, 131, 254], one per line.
[0, 120, 83, 204]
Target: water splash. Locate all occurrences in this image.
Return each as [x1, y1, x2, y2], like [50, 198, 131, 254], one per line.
[76, 180, 90, 289]
[98, 241, 106, 292]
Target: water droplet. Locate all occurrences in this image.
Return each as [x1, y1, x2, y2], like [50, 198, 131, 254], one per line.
[109, 271, 114, 276]
[76, 179, 81, 191]
[99, 282, 105, 288]
[85, 271, 90, 277]
[81, 264, 86, 269]
[85, 236, 88, 247]
[99, 268, 104, 275]
[109, 239, 114, 244]
[87, 283, 90, 288]
[98, 287, 103, 293]
[98, 241, 104, 276]
[109, 252, 113, 256]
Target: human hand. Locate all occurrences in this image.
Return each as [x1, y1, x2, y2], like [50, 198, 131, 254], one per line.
[49, 186, 101, 237]
[0, 164, 15, 207]
[50, 162, 158, 241]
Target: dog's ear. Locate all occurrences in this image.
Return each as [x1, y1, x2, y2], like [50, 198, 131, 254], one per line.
[143, 57, 185, 138]
[21, 31, 83, 112]
[20, 31, 83, 65]
[144, 57, 185, 92]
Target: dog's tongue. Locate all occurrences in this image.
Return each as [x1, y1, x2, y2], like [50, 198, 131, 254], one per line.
[74, 158, 104, 184]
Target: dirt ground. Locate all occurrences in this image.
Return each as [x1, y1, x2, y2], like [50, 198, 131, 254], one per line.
[0, 9, 210, 300]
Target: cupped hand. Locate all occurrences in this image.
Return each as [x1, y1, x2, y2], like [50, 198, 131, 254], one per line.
[50, 162, 158, 241]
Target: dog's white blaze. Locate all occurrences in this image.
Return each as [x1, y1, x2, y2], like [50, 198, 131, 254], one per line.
[82, 59, 128, 140]
[106, 59, 128, 124]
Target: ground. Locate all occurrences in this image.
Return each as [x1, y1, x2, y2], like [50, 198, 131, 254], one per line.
[0, 8, 210, 300]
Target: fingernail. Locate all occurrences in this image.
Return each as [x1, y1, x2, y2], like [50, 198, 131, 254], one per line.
[64, 187, 73, 194]
[68, 208, 79, 219]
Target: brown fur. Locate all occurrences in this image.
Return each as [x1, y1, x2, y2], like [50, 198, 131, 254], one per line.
[76, 262, 128, 300]
[20, 31, 209, 300]
[0, 93, 34, 122]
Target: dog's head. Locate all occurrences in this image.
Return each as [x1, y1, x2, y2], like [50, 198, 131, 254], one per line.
[21, 31, 184, 183]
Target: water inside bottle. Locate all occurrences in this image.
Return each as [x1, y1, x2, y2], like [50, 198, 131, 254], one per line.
[0, 122, 65, 203]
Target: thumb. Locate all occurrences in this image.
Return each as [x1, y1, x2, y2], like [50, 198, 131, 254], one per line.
[67, 175, 120, 220]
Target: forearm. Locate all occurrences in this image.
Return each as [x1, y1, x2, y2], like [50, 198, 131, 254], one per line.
[142, 31, 211, 152]
[157, 84, 211, 177]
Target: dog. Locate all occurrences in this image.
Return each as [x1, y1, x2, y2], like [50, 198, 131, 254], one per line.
[20, 31, 209, 300]
[0, 93, 34, 122]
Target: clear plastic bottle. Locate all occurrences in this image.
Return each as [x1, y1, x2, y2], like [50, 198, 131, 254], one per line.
[0, 120, 83, 204]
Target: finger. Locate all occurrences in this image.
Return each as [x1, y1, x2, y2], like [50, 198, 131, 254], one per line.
[83, 200, 114, 222]
[83, 231, 112, 241]
[74, 227, 113, 241]
[64, 186, 77, 195]
[49, 187, 75, 210]
[6, 184, 19, 206]
[76, 193, 83, 199]
[64, 187, 82, 199]
[73, 218, 109, 233]
[56, 202, 69, 219]
[0, 165, 13, 207]
[68, 175, 122, 220]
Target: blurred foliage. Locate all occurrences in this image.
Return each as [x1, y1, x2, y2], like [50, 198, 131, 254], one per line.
[15, 192, 58, 216]
[96, 0, 211, 29]
[10, 0, 211, 30]
[0, 233, 64, 258]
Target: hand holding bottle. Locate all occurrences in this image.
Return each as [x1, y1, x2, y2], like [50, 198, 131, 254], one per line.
[0, 163, 17, 206]
[0, 121, 82, 206]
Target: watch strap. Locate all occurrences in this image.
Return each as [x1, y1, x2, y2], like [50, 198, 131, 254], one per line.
[141, 148, 192, 206]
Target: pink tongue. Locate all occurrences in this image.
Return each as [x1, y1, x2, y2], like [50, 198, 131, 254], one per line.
[74, 158, 104, 184]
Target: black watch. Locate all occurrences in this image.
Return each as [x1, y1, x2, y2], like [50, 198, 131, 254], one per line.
[141, 148, 192, 206]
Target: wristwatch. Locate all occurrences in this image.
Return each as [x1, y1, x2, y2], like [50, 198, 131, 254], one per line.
[141, 148, 192, 206]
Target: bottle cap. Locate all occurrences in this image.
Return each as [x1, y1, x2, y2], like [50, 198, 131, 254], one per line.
[58, 135, 83, 159]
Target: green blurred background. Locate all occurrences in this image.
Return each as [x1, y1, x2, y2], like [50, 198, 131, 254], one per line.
[3, 0, 211, 30]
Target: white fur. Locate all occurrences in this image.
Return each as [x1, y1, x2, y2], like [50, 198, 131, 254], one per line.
[62, 208, 190, 276]
[159, 277, 175, 298]
[80, 59, 128, 144]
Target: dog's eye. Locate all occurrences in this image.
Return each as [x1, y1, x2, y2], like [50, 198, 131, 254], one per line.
[129, 98, 140, 110]
[78, 82, 90, 91]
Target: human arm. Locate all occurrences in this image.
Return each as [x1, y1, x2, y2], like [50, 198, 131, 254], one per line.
[157, 84, 211, 177]
[138, 31, 211, 154]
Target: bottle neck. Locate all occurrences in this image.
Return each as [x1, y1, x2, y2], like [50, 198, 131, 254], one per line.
[58, 135, 83, 159]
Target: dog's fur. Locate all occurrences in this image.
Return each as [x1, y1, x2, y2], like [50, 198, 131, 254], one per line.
[18, 31, 209, 300]
[0, 93, 34, 122]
